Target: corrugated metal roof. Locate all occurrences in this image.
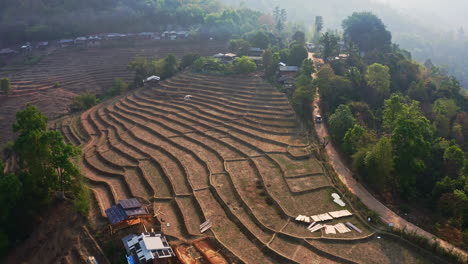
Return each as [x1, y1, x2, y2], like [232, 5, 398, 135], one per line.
[119, 198, 142, 209]
[105, 204, 128, 224]
[279, 66, 299, 72]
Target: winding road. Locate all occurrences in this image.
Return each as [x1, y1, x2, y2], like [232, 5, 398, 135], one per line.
[309, 52, 467, 262]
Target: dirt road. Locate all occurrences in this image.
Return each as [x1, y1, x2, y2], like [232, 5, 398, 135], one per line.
[309, 53, 467, 261]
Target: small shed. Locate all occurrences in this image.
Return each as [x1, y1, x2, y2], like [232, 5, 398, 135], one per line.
[144, 75, 161, 85]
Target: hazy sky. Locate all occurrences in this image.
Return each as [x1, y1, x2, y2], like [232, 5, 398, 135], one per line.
[374, 0, 468, 28]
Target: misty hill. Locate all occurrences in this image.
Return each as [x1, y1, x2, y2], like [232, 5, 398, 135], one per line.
[221, 0, 468, 89]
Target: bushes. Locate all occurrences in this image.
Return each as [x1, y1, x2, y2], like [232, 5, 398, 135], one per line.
[70, 92, 99, 112]
[181, 53, 201, 68]
[193, 56, 257, 75]
[233, 56, 257, 74]
[128, 54, 179, 85]
[108, 79, 129, 97]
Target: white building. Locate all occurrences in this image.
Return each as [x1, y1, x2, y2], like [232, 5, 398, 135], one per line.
[122, 233, 175, 264]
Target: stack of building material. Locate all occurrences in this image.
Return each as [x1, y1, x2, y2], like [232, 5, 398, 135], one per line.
[308, 224, 324, 233]
[295, 215, 311, 223]
[200, 219, 212, 233]
[346, 222, 363, 233]
[334, 223, 351, 233]
[324, 225, 336, 234]
[328, 210, 352, 219]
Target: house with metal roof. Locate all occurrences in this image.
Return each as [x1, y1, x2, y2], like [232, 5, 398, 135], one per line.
[122, 233, 175, 264]
[247, 47, 264, 57]
[105, 198, 150, 228]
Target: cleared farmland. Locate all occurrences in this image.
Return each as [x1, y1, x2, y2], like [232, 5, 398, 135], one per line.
[52, 71, 437, 263]
[0, 40, 227, 146]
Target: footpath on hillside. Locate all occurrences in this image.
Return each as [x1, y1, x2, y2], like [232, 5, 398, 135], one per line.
[309, 52, 467, 261]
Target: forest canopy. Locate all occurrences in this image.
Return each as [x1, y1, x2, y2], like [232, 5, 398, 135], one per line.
[0, 0, 262, 45]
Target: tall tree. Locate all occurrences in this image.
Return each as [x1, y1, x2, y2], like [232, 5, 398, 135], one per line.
[342, 12, 391, 53]
[391, 107, 433, 197]
[250, 31, 270, 49]
[287, 44, 308, 66]
[363, 136, 394, 191]
[365, 63, 391, 103]
[315, 16, 323, 34]
[292, 31, 305, 44]
[328, 104, 356, 144]
[318, 31, 340, 63]
[1, 78, 11, 95]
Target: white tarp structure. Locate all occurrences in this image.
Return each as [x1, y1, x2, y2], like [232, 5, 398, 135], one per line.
[145, 75, 161, 82]
[331, 193, 346, 207]
[334, 223, 351, 233]
[200, 219, 212, 233]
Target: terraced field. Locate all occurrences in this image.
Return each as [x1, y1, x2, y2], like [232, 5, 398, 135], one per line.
[0, 40, 227, 146]
[52, 71, 438, 264]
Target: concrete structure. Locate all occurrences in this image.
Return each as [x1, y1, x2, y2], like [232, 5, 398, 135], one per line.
[122, 233, 175, 264]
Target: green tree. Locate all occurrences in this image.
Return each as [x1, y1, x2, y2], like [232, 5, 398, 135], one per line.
[250, 31, 269, 49]
[292, 31, 305, 44]
[391, 110, 433, 197]
[70, 92, 99, 112]
[108, 78, 129, 96]
[443, 145, 465, 178]
[365, 63, 391, 103]
[46, 131, 81, 198]
[288, 44, 308, 66]
[318, 31, 340, 63]
[353, 136, 394, 191]
[316, 65, 354, 112]
[328, 104, 356, 144]
[263, 49, 280, 78]
[233, 56, 257, 74]
[343, 124, 372, 155]
[342, 12, 392, 53]
[181, 53, 200, 68]
[164, 54, 178, 78]
[229, 39, 251, 55]
[1, 78, 11, 95]
[13, 105, 82, 198]
[382, 94, 416, 132]
[300, 58, 315, 77]
[292, 74, 314, 120]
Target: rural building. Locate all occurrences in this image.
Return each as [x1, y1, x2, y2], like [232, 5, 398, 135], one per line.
[0, 48, 18, 56]
[247, 47, 264, 57]
[105, 198, 150, 228]
[75, 37, 88, 46]
[87, 36, 102, 47]
[278, 65, 299, 77]
[20, 42, 32, 53]
[36, 41, 49, 49]
[176, 31, 189, 39]
[213, 53, 237, 63]
[137, 32, 154, 39]
[58, 39, 74, 48]
[162, 31, 177, 40]
[122, 232, 175, 264]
